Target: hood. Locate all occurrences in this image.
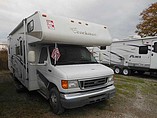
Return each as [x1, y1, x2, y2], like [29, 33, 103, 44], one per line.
[56, 64, 114, 80]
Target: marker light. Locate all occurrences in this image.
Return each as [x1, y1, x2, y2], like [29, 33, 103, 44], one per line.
[42, 14, 47, 17]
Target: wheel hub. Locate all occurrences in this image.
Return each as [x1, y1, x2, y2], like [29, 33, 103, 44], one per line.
[123, 69, 128, 75]
[51, 94, 57, 104]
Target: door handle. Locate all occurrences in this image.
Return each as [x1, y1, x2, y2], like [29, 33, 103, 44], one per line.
[48, 69, 52, 72]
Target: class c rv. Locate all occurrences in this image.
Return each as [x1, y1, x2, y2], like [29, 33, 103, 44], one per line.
[8, 11, 115, 114]
[91, 36, 157, 76]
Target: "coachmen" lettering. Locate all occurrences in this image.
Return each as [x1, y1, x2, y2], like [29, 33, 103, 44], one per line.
[71, 28, 96, 36]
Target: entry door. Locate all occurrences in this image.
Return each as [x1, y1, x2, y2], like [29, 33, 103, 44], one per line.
[150, 41, 157, 69]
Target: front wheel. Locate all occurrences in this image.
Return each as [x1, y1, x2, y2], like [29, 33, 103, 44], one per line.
[49, 87, 64, 114]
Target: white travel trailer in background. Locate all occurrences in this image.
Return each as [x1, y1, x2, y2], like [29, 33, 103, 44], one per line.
[91, 37, 157, 76]
[8, 11, 115, 114]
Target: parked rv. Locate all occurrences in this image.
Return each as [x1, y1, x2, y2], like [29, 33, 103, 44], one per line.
[91, 37, 157, 76]
[8, 11, 115, 114]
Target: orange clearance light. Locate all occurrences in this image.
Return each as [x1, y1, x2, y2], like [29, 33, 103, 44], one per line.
[61, 80, 68, 89]
[42, 14, 47, 17]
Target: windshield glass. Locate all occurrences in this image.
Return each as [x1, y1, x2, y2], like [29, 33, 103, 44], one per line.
[49, 44, 97, 65]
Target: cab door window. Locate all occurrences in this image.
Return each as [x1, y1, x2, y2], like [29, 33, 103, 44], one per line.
[39, 47, 48, 63]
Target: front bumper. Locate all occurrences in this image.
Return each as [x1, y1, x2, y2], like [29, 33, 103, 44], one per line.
[60, 85, 115, 109]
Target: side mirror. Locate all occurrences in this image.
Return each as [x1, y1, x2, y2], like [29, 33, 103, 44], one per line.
[28, 51, 35, 63]
[36, 60, 48, 66]
[43, 61, 48, 66]
[100, 46, 106, 50]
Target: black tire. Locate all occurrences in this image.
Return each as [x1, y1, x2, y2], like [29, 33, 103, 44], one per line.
[12, 73, 25, 93]
[49, 87, 64, 114]
[122, 68, 131, 76]
[114, 67, 121, 74]
[14, 79, 26, 93]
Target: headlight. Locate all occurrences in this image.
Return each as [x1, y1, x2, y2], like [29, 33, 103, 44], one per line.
[61, 80, 79, 89]
[108, 75, 113, 82]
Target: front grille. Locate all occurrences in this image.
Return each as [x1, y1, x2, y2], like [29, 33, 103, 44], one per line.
[79, 77, 108, 89]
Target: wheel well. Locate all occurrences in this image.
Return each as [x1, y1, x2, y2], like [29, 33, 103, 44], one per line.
[114, 65, 122, 69]
[48, 82, 58, 91]
[122, 66, 130, 70]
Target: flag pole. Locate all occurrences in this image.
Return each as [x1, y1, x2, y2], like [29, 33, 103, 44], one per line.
[54, 43, 57, 66]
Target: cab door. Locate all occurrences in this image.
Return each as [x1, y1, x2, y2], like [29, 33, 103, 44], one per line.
[36, 47, 49, 95]
[150, 41, 157, 69]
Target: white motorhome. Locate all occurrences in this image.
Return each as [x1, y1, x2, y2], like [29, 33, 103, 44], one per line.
[92, 37, 157, 75]
[8, 11, 115, 114]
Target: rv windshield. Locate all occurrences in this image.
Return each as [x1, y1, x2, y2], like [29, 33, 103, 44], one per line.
[49, 45, 97, 65]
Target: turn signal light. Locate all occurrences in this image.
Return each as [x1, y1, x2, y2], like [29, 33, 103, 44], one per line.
[61, 80, 68, 89]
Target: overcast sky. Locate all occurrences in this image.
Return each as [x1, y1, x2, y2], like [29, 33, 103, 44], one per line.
[0, 0, 156, 43]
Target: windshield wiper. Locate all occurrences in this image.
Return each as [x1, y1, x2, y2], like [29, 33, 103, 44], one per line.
[79, 59, 98, 64]
[56, 61, 81, 65]
[56, 59, 98, 65]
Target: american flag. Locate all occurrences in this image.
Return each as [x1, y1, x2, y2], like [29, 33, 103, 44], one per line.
[51, 48, 61, 61]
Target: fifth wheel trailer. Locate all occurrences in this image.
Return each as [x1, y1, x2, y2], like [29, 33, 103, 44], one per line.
[91, 37, 157, 75]
[8, 11, 115, 114]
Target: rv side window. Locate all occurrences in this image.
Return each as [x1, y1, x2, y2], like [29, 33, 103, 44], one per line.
[16, 46, 20, 55]
[23, 41, 26, 64]
[27, 20, 34, 33]
[20, 41, 22, 56]
[39, 47, 48, 63]
[154, 42, 157, 53]
[8, 46, 10, 54]
[139, 46, 148, 54]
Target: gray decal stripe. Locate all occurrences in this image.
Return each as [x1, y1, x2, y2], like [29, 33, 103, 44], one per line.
[110, 51, 124, 60]
[102, 58, 121, 64]
[118, 49, 134, 53]
[106, 58, 122, 64]
[12, 55, 28, 73]
[37, 70, 49, 87]
[12, 54, 24, 66]
[127, 44, 140, 47]
[12, 54, 27, 68]
[102, 53, 109, 57]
